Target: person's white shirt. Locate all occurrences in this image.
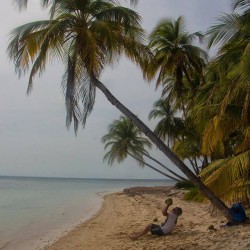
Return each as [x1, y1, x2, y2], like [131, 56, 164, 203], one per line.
[161, 211, 177, 234]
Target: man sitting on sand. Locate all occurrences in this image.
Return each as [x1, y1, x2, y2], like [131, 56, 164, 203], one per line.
[129, 200, 182, 240]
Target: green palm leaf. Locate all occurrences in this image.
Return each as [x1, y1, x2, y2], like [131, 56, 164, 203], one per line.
[147, 16, 207, 97]
[200, 150, 250, 202]
[102, 116, 186, 181]
[232, 0, 250, 12]
[8, 0, 151, 133]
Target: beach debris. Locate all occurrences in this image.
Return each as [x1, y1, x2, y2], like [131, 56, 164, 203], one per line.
[208, 225, 216, 231]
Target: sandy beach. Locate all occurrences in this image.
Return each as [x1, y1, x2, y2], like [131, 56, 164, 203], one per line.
[44, 186, 250, 250]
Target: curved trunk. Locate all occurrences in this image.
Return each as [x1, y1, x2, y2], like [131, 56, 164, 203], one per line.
[142, 153, 187, 181]
[91, 73, 232, 220]
[127, 152, 181, 182]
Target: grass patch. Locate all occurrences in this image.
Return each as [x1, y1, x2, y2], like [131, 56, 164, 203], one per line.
[184, 187, 205, 202]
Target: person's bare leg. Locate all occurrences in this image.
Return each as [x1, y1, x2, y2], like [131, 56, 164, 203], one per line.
[129, 223, 152, 240]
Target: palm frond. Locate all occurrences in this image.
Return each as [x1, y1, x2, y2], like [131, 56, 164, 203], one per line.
[232, 0, 250, 12]
[12, 0, 28, 11]
[236, 127, 250, 153]
[7, 20, 51, 76]
[200, 151, 250, 203]
[8, 0, 149, 132]
[101, 116, 152, 165]
[207, 13, 241, 48]
[201, 115, 240, 155]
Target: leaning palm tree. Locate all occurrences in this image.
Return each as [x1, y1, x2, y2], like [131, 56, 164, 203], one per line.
[102, 116, 186, 181]
[8, 0, 232, 219]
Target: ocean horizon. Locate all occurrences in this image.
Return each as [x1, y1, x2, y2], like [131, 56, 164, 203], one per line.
[0, 176, 175, 249]
[0, 175, 170, 181]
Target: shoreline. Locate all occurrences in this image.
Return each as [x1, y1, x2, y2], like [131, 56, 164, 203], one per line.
[1, 192, 106, 250]
[38, 191, 112, 249]
[43, 186, 250, 250]
[0, 179, 174, 250]
[42, 186, 173, 249]
[30, 190, 125, 250]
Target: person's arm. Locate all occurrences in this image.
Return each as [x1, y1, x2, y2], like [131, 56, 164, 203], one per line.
[162, 204, 170, 216]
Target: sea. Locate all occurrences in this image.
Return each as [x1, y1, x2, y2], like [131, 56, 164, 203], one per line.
[0, 176, 175, 250]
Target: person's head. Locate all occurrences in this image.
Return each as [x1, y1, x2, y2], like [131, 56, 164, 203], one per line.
[173, 207, 182, 216]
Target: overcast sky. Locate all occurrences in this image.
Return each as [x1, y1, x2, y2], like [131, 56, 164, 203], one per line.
[0, 0, 231, 179]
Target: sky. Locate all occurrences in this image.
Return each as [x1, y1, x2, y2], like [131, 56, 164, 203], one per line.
[0, 0, 231, 179]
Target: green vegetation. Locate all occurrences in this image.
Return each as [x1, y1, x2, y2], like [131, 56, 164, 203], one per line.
[175, 180, 205, 202]
[175, 181, 204, 202]
[175, 180, 196, 190]
[184, 188, 205, 202]
[102, 116, 186, 182]
[145, 0, 250, 205]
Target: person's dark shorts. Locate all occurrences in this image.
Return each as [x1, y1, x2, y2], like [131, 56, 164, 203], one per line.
[150, 224, 165, 236]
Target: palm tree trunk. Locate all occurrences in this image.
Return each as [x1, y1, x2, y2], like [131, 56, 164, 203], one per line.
[127, 152, 181, 182]
[91, 73, 232, 220]
[142, 153, 187, 181]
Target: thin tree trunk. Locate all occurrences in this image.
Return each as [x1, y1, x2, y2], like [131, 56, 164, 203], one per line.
[143, 153, 187, 181]
[188, 157, 200, 175]
[91, 73, 232, 220]
[193, 157, 200, 173]
[202, 155, 209, 170]
[127, 152, 181, 182]
[187, 158, 199, 175]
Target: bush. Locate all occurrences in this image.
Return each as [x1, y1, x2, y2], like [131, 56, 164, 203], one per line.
[175, 180, 196, 189]
[184, 187, 205, 202]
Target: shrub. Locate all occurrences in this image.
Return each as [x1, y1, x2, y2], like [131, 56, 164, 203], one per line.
[175, 180, 196, 189]
[184, 187, 205, 202]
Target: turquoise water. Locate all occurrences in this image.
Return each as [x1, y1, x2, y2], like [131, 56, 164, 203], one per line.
[0, 176, 174, 249]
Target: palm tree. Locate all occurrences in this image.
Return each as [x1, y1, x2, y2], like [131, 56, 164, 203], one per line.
[207, 0, 250, 83]
[190, 1, 250, 203]
[102, 116, 186, 181]
[149, 99, 184, 147]
[149, 99, 202, 175]
[8, 0, 232, 219]
[8, 0, 151, 132]
[204, 2, 250, 156]
[146, 16, 207, 97]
